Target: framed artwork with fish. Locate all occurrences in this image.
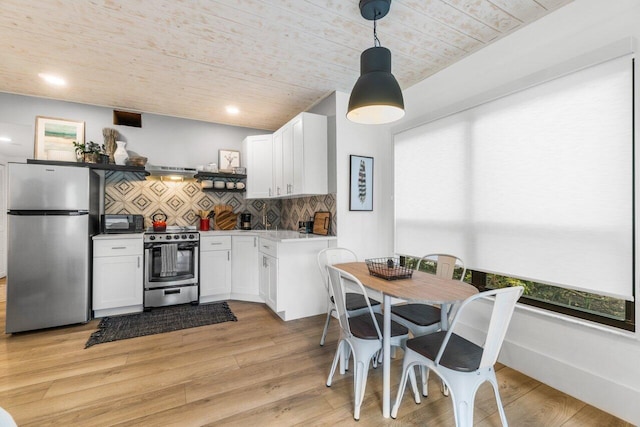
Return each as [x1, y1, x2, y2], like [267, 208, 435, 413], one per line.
[349, 155, 373, 211]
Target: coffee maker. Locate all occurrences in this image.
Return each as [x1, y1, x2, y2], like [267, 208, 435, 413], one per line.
[240, 212, 252, 230]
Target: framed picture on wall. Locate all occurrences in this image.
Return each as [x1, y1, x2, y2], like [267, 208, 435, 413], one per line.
[34, 116, 85, 161]
[350, 155, 373, 211]
[219, 149, 240, 172]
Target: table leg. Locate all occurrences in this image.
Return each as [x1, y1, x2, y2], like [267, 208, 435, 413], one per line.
[383, 294, 391, 418]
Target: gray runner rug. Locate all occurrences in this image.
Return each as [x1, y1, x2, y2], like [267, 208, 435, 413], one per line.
[85, 302, 237, 348]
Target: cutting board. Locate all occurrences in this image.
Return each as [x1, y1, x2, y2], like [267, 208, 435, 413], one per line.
[313, 211, 331, 235]
[215, 210, 238, 230]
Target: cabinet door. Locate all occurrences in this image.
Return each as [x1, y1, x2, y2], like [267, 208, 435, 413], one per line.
[273, 129, 284, 197]
[93, 255, 143, 309]
[242, 134, 273, 199]
[282, 123, 294, 195]
[291, 116, 304, 195]
[232, 236, 259, 296]
[200, 249, 231, 297]
[260, 254, 278, 311]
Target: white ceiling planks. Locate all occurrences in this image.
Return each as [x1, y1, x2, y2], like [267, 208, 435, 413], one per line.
[0, 0, 573, 130]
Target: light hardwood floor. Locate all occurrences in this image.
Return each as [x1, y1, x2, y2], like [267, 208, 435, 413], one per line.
[0, 280, 632, 426]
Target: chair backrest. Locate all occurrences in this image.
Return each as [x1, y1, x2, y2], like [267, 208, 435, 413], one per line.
[327, 265, 382, 340]
[416, 253, 466, 281]
[317, 247, 358, 291]
[436, 286, 523, 370]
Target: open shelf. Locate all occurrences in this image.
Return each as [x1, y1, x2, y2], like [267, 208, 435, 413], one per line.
[27, 159, 149, 174]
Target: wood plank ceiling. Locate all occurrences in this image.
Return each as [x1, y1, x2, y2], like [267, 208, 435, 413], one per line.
[0, 0, 572, 131]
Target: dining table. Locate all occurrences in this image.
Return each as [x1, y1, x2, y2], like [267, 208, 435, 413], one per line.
[333, 261, 479, 418]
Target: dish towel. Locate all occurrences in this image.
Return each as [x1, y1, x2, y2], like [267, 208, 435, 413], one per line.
[160, 244, 178, 277]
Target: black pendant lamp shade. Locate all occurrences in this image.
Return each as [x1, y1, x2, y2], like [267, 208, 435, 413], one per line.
[347, 0, 405, 125]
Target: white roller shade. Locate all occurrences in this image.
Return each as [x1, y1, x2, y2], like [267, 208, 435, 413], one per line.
[395, 55, 634, 301]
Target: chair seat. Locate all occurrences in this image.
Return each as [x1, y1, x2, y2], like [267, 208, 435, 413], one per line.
[349, 313, 409, 340]
[391, 303, 441, 327]
[331, 293, 381, 311]
[407, 331, 483, 372]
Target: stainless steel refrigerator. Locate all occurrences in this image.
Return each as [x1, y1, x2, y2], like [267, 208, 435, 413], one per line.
[6, 162, 100, 333]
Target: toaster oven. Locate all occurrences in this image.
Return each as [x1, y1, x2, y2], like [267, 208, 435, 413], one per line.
[101, 214, 145, 234]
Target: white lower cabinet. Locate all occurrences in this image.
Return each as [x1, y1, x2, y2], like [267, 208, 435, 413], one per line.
[258, 237, 329, 321]
[199, 235, 231, 303]
[93, 236, 143, 317]
[231, 235, 260, 301]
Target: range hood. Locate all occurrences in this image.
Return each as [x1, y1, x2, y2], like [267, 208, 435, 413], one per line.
[145, 165, 197, 181]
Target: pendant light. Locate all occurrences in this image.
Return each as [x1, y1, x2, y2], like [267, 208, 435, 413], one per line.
[347, 0, 404, 125]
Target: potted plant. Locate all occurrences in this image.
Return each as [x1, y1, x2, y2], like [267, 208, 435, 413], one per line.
[73, 141, 108, 164]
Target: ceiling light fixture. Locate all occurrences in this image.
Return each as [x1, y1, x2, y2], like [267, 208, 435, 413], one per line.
[226, 105, 240, 115]
[38, 73, 66, 86]
[0, 136, 12, 143]
[347, 0, 404, 125]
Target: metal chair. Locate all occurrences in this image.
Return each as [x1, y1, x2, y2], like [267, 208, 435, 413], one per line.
[391, 286, 524, 426]
[317, 247, 381, 346]
[390, 254, 466, 337]
[325, 265, 416, 421]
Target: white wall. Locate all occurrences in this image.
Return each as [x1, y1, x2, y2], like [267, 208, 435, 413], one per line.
[0, 93, 267, 167]
[332, 92, 394, 259]
[393, 0, 640, 424]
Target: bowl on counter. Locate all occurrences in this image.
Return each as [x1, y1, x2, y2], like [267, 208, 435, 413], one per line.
[226, 182, 235, 189]
[213, 180, 225, 189]
[201, 180, 213, 189]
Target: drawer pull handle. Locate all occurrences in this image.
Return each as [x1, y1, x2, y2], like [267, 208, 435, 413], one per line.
[164, 289, 181, 295]
[111, 246, 127, 249]
[210, 242, 223, 245]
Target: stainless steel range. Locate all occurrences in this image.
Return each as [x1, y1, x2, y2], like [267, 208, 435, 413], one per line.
[144, 225, 199, 308]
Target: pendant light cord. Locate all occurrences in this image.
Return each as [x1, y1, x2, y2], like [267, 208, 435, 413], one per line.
[373, 14, 381, 47]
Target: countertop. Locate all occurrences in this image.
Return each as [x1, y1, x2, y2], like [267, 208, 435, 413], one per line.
[93, 233, 144, 241]
[93, 230, 336, 243]
[199, 230, 337, 243]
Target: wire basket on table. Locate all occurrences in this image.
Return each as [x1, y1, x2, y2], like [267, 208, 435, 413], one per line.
[365, 258, 413, 280]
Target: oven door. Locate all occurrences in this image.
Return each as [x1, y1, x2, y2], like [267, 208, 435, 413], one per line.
[144, 241, 199, 289]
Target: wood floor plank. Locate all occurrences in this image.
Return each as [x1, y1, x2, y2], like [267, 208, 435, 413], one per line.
[0, 295, 630, 426]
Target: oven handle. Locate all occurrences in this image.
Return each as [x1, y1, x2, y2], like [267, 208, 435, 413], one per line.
[144, 241, 199, 249]
[164, 289, 181, 295]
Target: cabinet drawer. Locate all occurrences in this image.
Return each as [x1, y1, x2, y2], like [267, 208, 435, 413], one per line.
[94, 239, 143, 257]
[201, 235, 232, 251]
[258, 238, 278, 257]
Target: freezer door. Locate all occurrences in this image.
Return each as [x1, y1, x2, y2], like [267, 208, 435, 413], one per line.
[8, 163, 91, 211]
[6, 214, 91, 333]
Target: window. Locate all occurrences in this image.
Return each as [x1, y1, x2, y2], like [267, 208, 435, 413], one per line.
[394, 50, 635, 330]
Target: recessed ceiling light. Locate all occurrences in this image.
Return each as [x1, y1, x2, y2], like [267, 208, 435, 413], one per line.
[38, 73, 66, 86]
[226, 106, 240, 115]
[0, 136, 11, 143]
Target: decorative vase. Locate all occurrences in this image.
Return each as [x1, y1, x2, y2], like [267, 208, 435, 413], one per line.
[103, 128, 118, 164]
[114, 141, 128, 165]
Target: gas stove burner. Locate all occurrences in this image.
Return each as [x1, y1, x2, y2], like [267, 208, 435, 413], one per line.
[144, 225, 199, 242]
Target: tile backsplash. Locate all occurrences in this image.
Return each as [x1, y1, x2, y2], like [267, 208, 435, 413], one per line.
[104, 171, 336, 234]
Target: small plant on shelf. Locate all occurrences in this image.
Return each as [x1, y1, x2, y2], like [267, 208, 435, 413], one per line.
[73, 141, 108, 164]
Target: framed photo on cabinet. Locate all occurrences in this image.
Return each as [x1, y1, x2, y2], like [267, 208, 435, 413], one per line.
[34, 116, 85, 161]
[349, 155, 373, 211]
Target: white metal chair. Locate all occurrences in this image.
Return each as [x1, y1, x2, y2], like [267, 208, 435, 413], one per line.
[0, 407, 17, 427]
[325, 265, 416, 421]
[391, 286, 524, 426]
[391, 254, 466, 337]
[317, 247, 381, 346]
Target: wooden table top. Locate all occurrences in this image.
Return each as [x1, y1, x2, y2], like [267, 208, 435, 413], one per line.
[334, 262, 478, 304]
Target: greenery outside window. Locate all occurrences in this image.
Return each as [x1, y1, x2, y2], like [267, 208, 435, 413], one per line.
[400, 255, 634, 332]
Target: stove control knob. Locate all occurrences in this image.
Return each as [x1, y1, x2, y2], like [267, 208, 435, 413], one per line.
[166, 235, 172, 240]
[188, 234, 195, 239]
[149, 235, 156, 241]
[181, 234, 187, 239]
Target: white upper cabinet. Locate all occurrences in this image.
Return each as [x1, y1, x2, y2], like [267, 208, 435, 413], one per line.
[245, 112, 327, 199]
[242, 134, 273, 199]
